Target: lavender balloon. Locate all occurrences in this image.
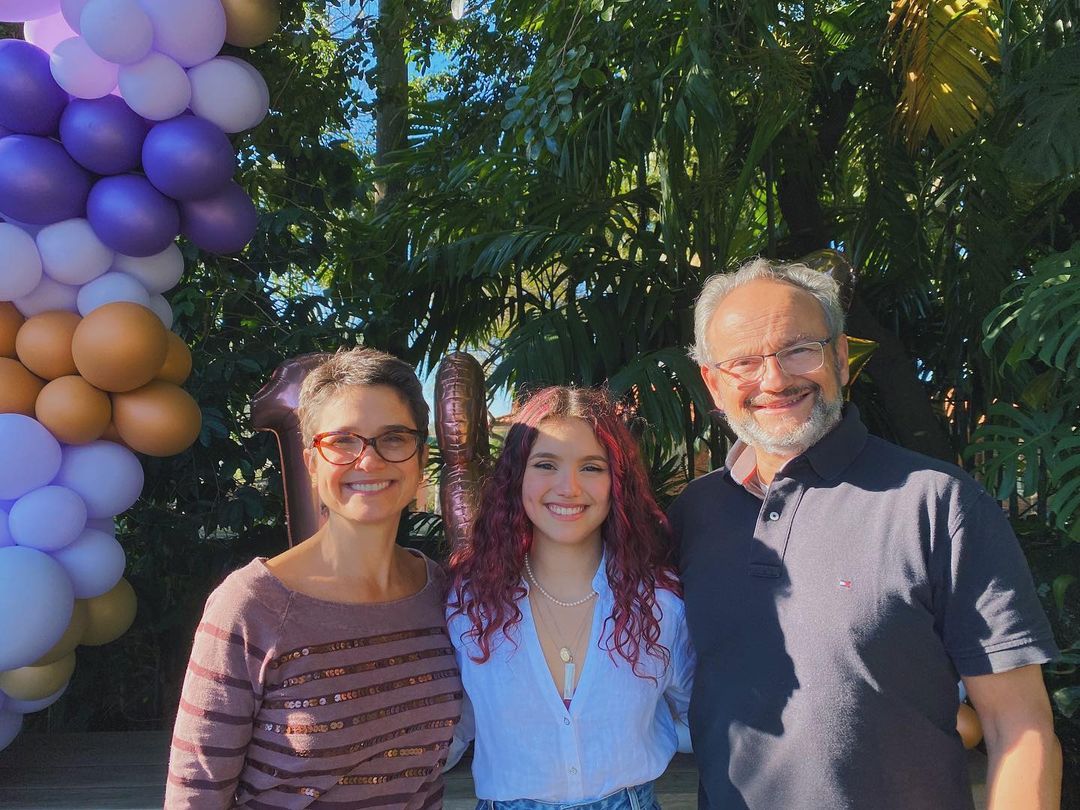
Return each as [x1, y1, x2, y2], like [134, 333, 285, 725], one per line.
[54, 441, 143, 519]
[87, 175, 180, 256]
[51, 527, 125, 598]
[181, 182, 258, 255]
[0, 135, 92, 225]
[0, 546, 74, 671]
[0, 40, 69, 136]
[0, 415, 63, 501]
[0, 0, 62, 21]
[143, 116, 236, 201]
[9, 485, 87, 552]
[60, 96, 147, 175]
[24, 12, 78, 52]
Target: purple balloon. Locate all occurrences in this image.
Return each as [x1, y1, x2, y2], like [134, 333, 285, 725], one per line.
[180, 181, 257, 254]
[142, 115, 235, 201]
[0, 124, 10, 138]
[0, 135, 91, 225]
[0, 40, 68, 136]
[86, 174, 179, 256]
[59, 96, 147, 175]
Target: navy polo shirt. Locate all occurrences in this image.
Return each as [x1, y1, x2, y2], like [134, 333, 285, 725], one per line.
[670, 405, 1057, 810]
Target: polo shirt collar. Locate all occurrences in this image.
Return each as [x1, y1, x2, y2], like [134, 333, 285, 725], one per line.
[726, 404, 868, 492]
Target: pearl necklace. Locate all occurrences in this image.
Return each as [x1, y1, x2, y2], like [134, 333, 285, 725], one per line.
[523, 554, 598, 608]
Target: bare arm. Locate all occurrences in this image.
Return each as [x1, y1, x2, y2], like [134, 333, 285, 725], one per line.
[963, 664, 1061, 810]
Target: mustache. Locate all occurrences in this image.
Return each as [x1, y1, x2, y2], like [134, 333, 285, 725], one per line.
[744, 385, 819, 408]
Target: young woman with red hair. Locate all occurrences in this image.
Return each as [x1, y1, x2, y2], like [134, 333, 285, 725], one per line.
[447, 386, 693, 809]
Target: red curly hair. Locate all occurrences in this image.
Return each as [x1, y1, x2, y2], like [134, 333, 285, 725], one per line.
[448, 386, 681, 677]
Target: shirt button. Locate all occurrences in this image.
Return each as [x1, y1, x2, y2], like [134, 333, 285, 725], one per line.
[768, 511, 780, 521]
[563, 717, 571, 726]
[570, 767, 578, 775]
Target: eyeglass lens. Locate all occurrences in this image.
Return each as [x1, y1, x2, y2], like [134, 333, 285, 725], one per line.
[316, 432, 420, 464]
[724, 342, 825, 380]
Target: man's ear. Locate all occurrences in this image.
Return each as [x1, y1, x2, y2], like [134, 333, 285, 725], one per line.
[836, 334, 850, 387]
[304, 447, 317, 478]
[700, 364, 724, 413]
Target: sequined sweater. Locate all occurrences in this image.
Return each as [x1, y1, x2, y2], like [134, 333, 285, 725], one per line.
[165, 554, 462, 810]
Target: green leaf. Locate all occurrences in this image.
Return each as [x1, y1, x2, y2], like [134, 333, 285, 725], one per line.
[1052, 575, 1077, 613]
[1053, 686, 1080, 718]
[581, 68, 606, 88]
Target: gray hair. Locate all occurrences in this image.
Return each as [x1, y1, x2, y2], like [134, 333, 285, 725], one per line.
[690, 257, 845, 365]
[298, 347, 429, 445]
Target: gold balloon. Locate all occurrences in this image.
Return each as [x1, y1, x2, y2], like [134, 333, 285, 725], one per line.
[80, 578, 137, 646]
[156, 331, 193, 385]
[71, 302, 168, 393]
[112, 380, 202, 456]
[0, 652, 76, 701]
[0, 357, 46, 416]
[222, 0, 280, 48]
[34, 600, 89, 666]
[35, 375, 112, 444]
[15, 310, 81, 380]
[0, 302, 24, 358]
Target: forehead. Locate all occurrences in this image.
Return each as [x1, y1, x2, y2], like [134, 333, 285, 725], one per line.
[707, 279, 828, 355]
[311, 384, 416, 433]
[529, 416, 607, 458]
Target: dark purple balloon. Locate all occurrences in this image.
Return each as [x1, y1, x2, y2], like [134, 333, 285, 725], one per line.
[59, 97, 149, 176]
[0, 135, 91, 225]
[0, 40, 69, 136]
[142, 115, 235, 201]
[180, 181, 257, 254]
[0, 125, 10, 138]
[87, 175, 180, 257]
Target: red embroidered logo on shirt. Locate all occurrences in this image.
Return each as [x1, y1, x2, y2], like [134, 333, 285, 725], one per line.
[837, 578, 853, 590]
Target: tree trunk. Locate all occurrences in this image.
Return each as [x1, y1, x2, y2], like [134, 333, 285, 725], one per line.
[373, 0, 408, 211]
[369, 0, 411, 357]
[771, 82, 954, 462]
[845, 295, 955, 462]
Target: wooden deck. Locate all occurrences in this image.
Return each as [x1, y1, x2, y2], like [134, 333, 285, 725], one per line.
[0, 731, 988, 809]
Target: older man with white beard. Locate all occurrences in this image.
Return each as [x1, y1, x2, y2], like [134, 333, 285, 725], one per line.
[669, 258, 1061, 810]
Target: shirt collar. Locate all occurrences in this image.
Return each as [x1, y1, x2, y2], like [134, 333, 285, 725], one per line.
[726, 404, 868, 494]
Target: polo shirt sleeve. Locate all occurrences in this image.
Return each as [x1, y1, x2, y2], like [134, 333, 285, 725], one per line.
[936, 485, 1059, 677]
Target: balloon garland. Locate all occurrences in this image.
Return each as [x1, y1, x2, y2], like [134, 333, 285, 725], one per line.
[0, 0, 281, 751]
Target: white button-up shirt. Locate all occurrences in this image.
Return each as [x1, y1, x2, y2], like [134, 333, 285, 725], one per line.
[447, 561, 694, 802]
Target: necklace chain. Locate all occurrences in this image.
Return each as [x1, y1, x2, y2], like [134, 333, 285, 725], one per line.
[523, 554, 598, 607]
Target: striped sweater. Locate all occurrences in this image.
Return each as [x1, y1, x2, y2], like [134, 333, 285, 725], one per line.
[165, 554, 462, 809]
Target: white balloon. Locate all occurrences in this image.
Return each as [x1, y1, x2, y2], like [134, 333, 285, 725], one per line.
[59, 0, 90, 30]
[112, 243, 183, 293]
[117, 51, 191, 121]
[50, 36, 119, 99]
[24, 12, 78, 52]
[76, 271, 150, 315]
[36, 218, 113, 285]
[188, 56, 269, 134]
[9, 485, 87, 552]
[138, 0, 226, 68]
[0, 223, 43, 301]
[146, 292, 172, 328]
[13, 275, 79, 317]
[80, 0, 153, 64]
[50, 527, 125, 598]
[0, 546, 74, 671]
[54, 441, 144, 519]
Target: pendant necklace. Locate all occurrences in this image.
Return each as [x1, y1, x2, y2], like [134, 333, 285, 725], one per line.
[525, 555, 597, 701]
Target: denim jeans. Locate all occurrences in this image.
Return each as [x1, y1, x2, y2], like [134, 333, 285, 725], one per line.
[475, 781, 660, 810]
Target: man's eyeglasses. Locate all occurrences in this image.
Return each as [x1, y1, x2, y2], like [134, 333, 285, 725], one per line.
[712, 338, 832, 383]
[311, 430, 425, 465]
